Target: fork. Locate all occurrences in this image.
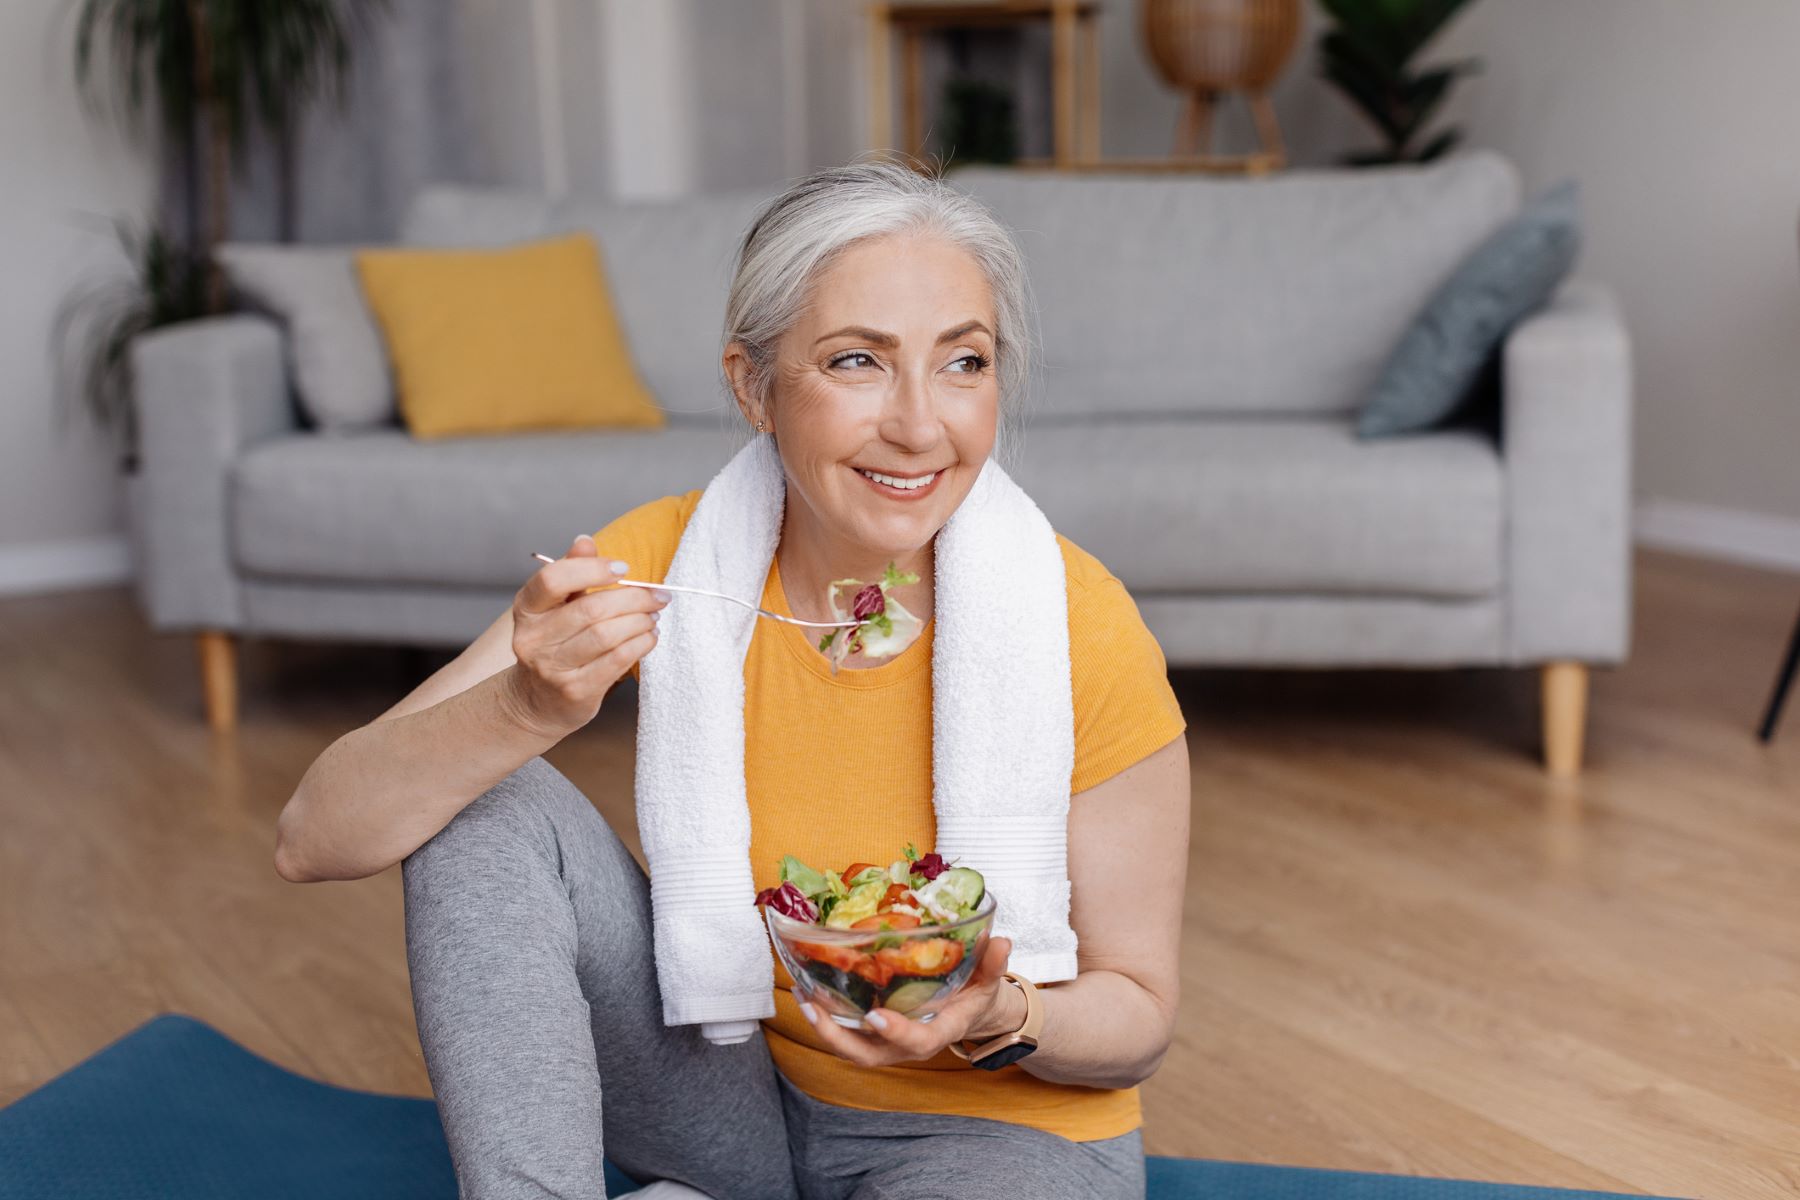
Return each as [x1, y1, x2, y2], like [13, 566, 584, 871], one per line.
[530, 552, 859, 630]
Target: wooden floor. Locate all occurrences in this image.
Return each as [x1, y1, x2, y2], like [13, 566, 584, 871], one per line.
[2, 548, 1797, 1198]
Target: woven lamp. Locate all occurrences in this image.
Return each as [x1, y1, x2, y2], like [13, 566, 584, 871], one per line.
[1141, 0, 1301, 166]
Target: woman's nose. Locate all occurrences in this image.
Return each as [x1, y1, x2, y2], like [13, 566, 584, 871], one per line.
[878, 368, 943, 452]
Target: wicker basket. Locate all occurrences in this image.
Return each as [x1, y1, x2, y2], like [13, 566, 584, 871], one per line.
[1141, 0, 1301, 91]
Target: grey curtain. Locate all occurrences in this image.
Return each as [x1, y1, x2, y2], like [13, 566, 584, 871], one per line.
[161, 0, 477, 246]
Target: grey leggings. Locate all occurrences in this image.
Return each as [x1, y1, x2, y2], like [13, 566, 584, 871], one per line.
[403, 757, 1145, 1199]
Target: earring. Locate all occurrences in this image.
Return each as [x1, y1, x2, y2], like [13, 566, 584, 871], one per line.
[755, 419, 765, 433]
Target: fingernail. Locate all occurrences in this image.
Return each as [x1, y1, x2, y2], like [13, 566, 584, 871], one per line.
[652, 589, 672, 603]
[650, 610, 660, 623]
[798, 1002, 817, 1023]
[864, 1011, 888, 1031]
[610, 560, 629, 576]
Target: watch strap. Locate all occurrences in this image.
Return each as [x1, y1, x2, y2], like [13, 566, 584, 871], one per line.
[948, 972, 1041, 1066]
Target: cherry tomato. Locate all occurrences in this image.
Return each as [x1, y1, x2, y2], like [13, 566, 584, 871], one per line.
[841, 862, 881, 882]
[849, 954, 895, 987]
[881, 883, 913, 909]
[796, 940, 895, 987]
[794, 941, 861, 972]
[850, 912, 921, 932]
[875, 937, 965, 978]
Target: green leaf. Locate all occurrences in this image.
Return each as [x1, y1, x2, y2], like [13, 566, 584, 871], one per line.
[1414, 126, 1463, 161]
[1317, 0, 1482, 165]
[52, 219, 212, 466]
[779, 855, 835, 900]
[71, 0, 391, 225]
[1343, 147, 1406, 166]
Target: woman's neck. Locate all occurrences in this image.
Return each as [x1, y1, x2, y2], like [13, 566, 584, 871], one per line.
[775, 503, 934, 630]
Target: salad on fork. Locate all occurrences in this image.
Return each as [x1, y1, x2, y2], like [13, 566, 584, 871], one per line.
[815, 563, 925, 673]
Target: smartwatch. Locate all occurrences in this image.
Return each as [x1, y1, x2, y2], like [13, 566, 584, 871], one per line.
[947, 972, 1042, 1071]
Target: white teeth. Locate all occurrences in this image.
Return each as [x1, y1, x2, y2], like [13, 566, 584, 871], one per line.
[859, 469, 936, 491]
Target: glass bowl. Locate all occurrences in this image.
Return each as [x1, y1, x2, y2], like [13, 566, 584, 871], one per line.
[765, 892, 996, 1028]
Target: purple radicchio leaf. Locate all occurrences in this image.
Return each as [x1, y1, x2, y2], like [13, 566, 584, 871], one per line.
[909, 852, 949, 881]
[850, 583, 885, 620]
[754, 881, 818, 922]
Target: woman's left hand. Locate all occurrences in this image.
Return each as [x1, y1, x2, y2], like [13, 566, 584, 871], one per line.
[796, 937, 1016, 1067]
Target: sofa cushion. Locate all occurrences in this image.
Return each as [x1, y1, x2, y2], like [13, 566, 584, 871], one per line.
[235, 420, 1502, 599]
[951, 152, 1521, 420]
[402, 186, 766, 424]
[231, 428, 741, 588]
[1359, 180, 1582, 438]
[216, 243, 395, 430]
[1010, 418, 1504, 598]
[355, 234, 665, 438]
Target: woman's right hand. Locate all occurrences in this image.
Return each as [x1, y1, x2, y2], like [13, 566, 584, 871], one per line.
[502, 534, 668, 738]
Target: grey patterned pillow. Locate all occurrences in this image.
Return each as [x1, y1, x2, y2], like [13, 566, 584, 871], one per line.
[216, 243, 395, 430]
[1358, 180, 1582, 438]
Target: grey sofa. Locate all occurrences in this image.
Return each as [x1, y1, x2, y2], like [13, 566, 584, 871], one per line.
[130, 150, 1631, 772]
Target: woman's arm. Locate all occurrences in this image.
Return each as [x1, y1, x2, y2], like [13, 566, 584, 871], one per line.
[1003, 733, 1189, 1088]
[795, 734, 1191, 1088]
[273, 536, 666, 883]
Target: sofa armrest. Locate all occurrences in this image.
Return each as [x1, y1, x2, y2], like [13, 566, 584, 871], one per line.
[1502, 280, 1633, 664]
[130, 314, 296, 631]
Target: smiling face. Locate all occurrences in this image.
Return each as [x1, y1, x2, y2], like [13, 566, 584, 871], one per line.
[725, 231, 1001, 568]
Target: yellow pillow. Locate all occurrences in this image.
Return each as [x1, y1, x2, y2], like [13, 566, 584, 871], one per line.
[355, 233, 663, 439]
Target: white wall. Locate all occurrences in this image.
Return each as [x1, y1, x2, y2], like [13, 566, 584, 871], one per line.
[0, 0, 155, 591]
[1429, 0, 1800, 561]
[966, 0, 1800, 565]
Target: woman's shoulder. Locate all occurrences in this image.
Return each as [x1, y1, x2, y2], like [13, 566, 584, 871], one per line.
[591, 491, 704, 586]
[1054, 532, 1151, 648]
[1055, 534, 1144, 628]
[1054, 532, 1187, 794]
[1055, 533, 1117, 597]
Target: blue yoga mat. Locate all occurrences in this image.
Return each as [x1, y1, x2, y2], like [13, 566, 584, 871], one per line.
[0, 1015, 1679, 1200]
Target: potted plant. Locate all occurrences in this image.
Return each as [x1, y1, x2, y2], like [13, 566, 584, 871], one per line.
[60, 0, 387, 464]
[1316, 0, 1481, 165]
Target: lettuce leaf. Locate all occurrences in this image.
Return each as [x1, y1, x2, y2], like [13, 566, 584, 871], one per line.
[822, 878, 887, 929]
[779, 854, 833, 900]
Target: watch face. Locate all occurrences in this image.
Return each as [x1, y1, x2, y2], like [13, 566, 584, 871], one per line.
[973, 1041, 1037, 1071]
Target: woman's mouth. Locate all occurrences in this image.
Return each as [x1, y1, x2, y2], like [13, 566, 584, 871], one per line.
[855, 467, 943, 500]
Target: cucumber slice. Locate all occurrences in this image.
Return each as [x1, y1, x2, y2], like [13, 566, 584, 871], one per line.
[882, 979, 944, 1015]
[936, 867, 985, 912]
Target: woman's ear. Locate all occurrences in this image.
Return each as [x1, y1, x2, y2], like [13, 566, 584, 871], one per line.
[721, 343, 767, 432]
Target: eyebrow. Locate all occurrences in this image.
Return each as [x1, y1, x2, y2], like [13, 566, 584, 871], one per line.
[814, 320, 993, 349]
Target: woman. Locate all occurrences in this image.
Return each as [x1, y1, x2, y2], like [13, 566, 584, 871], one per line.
[276, 161, 1189, 1200]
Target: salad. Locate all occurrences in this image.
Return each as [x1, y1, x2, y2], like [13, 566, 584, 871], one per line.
[755, 845, 988, 1016]
[815, 563, 924, 672]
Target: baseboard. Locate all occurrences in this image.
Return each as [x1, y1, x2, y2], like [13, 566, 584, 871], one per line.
[0, 535, 132, 597]
[1635, 498, 1800, 574]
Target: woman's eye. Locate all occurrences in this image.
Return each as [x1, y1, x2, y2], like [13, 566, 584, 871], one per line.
[948, 353, 990, 374]
[830, 352, 876, 370]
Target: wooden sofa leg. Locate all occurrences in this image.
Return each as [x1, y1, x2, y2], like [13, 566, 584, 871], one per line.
[1541, 661, 1588, 777]
[196, 631, 238, 733]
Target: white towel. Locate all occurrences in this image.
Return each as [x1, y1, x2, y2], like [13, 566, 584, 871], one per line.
[635, 436, 1077, 1045]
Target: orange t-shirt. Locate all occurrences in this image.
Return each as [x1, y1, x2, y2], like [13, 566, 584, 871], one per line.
[595, 491, 1186, 1142]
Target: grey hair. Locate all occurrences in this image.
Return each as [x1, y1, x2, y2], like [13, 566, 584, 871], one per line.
[722, 157, 1035, 461]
